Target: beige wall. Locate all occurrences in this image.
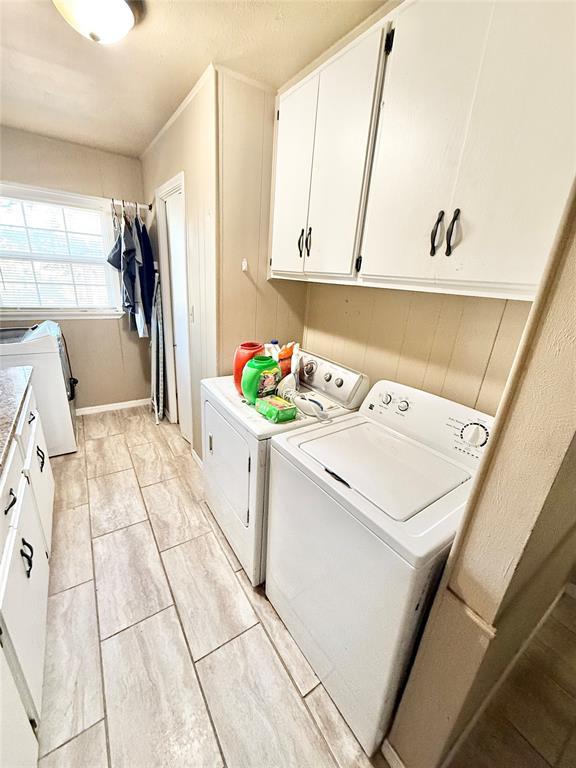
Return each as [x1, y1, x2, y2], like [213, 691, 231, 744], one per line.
[142, 70, 219, 453]
[0, 126, 149, 409]
[303, 285, 530, 416]
[386, 182, 576, 768]
[141, 67, 306, 453]
[217, 71, 306, 372]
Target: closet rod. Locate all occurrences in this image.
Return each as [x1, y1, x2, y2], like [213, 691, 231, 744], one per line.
[111, 198, 153, 212]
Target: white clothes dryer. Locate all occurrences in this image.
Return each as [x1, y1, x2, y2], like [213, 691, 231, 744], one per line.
[200, 352, 369, 586]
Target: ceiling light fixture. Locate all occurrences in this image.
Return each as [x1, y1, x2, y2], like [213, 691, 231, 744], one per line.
[52, 0, 135, 45]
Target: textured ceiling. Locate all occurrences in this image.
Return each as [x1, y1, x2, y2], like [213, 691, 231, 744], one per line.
[0, 0, 383, 157]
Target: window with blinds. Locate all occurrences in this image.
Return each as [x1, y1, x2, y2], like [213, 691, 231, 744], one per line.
[0, 189, 119, 313]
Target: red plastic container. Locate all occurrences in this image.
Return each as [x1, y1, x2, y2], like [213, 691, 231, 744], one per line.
[233, 342, 264, 395]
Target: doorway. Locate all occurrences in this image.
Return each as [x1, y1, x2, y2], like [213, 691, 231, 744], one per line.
[155, 172, 193, 443]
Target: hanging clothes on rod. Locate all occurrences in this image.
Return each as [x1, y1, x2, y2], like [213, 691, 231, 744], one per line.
[106, 200, 156, 338]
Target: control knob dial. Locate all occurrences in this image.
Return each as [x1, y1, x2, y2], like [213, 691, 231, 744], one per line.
[460, 422, 489, 448]
[303, 360, 317, 376]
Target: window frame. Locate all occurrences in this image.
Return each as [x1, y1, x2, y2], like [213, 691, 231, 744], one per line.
[0, 181, 123, 320]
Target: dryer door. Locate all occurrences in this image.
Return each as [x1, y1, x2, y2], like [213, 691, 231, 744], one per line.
[203, 401, 251, 526]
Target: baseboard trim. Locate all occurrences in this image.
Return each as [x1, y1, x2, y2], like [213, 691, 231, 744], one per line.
[382, 740, 406, 768]
[76, 398, 150, 416]
[191, 449, 203, 468]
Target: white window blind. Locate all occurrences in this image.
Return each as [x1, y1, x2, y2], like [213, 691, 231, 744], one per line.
[0, 188, 120, 314]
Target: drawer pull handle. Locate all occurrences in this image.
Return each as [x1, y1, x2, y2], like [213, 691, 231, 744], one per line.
[20, 538, 34, 578]
[297, 228, 305, 258]
[208, 433, 213, 453]
[36, 446, 45, 472]
[305, 226, 312, 257]
[429, 210, 444, 256]
[4, 489, 17, 516]
[27, 412, 36, 425]
[445, 208, 461, 256]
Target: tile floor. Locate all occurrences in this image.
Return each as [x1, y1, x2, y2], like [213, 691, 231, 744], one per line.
[40, 406, 576, 768]
[449, 592, 576, 768]
[39, 407, 391, 768]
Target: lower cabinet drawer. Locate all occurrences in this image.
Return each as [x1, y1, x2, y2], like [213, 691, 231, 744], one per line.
[0, 441, 24, 560]
[23, 415, 54, 553]
[0, 649, 38, 768]
[0, 475, 49, 722]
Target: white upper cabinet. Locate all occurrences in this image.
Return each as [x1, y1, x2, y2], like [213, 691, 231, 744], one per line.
[360, 1, 493, 286]
[269, 0, 576, 299]
[270, 76, 319, 274]
[436, 2, 576, 294]
[305, 30, 382, 276]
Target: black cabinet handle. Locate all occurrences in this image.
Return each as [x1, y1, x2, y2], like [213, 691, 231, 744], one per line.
[429, 210, 444, 256]
[297, 228, 305, 258]
[445, 208, 461, 256]
[305, 227, 312, 257]
[20, 538, 34, 578]
[27, 412, 36, 425]
[36, 445, 45, 472]
[4, 488, 16, 516]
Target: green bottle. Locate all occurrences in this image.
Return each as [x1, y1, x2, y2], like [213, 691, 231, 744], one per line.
[241, 356, 281, 405]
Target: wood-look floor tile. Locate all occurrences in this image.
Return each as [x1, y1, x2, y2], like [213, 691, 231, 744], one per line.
[160, 423, 191, 457]
[129, 441, 178, 487]
[554, 593, 576, 634]
[48, 504, 92, 595]
[38, 721, 107, 768]
[237, 570, 318, 695]
[202, 502, 242, 571]
[102, 606, 223, 768]
[53, 457, 88, 508]
[39, 582, 103, 756]
[527, 638, 576, 699]
[142, 477, 210, 551]
[123, 407, 164, 448]
[558, 727, 576, 768]
[89, 469, 147, 537]
[162, 533, 257, 660]
[83, 410, 125, 440]
[197, 625, 337, 768]
[305, 685, 373, 768]
[491, 653, 576, 764]
[86, 435, 132, 479]
[174, 453, 204, 501]
[449, 705, 549, 768]
[93, 521, 172, 639]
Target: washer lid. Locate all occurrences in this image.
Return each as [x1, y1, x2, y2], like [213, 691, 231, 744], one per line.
[300, 421, 470, 521]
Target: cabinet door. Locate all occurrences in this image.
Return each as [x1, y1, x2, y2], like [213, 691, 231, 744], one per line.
[270, 75, 319, 273]
[24, 415, 54, 553]
[304, 30, 382, 276]
[0, 477, 49, 720]
[0, 650, 38, 768]
[437, 2, 576, 294]
[360, 2, 494, 284]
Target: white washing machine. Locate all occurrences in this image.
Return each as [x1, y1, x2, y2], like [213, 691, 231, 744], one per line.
[0, 321, 77, 456]
[265, 380, 493, 755]
[200, 353, 369, 586]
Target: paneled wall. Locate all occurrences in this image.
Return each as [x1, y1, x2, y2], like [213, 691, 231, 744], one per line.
[303, 284, 531, 415]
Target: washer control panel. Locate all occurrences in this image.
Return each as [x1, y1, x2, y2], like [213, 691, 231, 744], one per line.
[361, 380, 494, 468]
[299, 351, 369, 410]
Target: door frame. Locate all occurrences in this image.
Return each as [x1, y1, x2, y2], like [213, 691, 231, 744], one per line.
[155, 171, 187, 425]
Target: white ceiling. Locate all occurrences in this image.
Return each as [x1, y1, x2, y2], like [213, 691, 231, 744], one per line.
[0, 0, 383, 157]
